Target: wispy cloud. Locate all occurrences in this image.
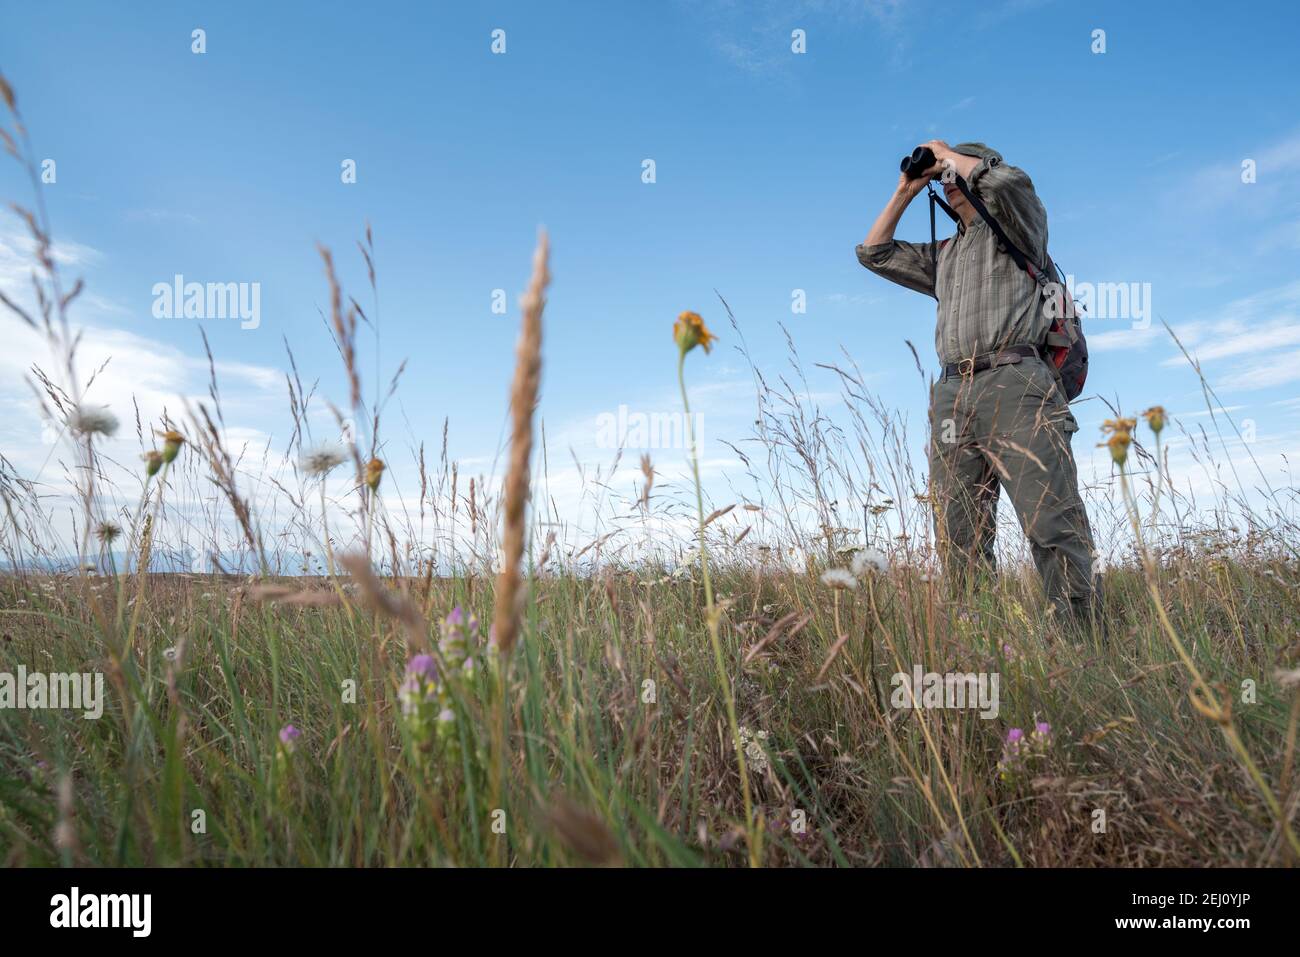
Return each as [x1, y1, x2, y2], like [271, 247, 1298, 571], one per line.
[124, 208, 201, 226]
[687, 0, 911, 76]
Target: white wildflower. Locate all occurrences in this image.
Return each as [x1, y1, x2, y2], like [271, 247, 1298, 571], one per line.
[739, 726, 770, 775]
[820, 567, 857, 591]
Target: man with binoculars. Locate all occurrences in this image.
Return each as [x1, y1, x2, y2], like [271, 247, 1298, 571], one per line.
[858, 140, 1102, 636]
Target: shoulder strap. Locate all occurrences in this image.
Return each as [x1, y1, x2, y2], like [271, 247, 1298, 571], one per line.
[952, 175, 1080, 346]
[926, 183, 961, 268]
[952, 175, 1049, 286]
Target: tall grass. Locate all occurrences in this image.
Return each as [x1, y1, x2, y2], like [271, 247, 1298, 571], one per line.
[2, 74, 1298, 867]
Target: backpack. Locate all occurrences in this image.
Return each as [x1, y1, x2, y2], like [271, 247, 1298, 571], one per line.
[927, 177, 1089, 400]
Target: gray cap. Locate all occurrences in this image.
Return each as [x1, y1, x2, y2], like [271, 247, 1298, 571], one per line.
[951, 142, 1002, 165]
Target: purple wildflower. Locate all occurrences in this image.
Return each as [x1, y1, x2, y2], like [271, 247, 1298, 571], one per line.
[279, 724, 301, 751]
[1006, 727, 1024, 744]
[406, 653, 438, 683]
[400, 653, 441, 717]
[440, 605, 480, 665]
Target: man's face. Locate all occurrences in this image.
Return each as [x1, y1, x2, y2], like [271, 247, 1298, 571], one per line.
[942, 176, 972, 219]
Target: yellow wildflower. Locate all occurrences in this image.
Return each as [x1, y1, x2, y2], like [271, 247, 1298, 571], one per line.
[673, 311, 717, 357]
[160, 430, 185, 463]
[1099, 417, 1136, 466]
[1142, 405, 1166, 434]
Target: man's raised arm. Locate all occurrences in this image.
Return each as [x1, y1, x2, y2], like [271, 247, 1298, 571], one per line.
[856, 163, 942, 299]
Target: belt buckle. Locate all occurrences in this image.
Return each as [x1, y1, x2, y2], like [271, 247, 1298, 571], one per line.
[957, 357, 975, 376]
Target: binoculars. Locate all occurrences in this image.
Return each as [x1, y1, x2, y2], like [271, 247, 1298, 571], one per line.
[900, 145, 937, 180]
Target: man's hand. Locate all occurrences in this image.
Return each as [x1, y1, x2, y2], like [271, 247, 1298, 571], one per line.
[895, 167, 933, 201]
[919, 139, 980, 182]
[895, 140, 957, 199]
[865, 140, 974, 248]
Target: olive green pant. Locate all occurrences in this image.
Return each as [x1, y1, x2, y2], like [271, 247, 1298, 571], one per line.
[928, 356, 1102, 629]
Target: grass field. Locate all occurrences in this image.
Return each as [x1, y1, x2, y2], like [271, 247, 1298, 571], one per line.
[2, 72, 1299, 868]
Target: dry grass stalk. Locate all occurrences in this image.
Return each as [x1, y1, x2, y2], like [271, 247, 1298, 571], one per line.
[339, 552, 427, 653]
[544, 794, 622, 866]
[491, 231, 549, 656]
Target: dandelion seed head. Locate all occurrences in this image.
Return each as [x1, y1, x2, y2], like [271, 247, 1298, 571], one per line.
[851, 547, 889, 577]
[68, 405, 119, 438]
[820, 567, 857, 591]
[301, 444, 348, 476]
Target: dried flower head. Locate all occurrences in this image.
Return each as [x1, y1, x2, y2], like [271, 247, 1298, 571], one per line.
[94, 521, 121, 544]
[143, 450, 164, 477]
[364, 457, 385, 492]
[673, 310, 717, 357]
[301, 444, 348, 476]
[68, 405, 119, 438]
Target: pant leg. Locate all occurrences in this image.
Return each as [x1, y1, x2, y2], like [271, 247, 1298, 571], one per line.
[929, 377, 999, 589]
[970, 359, 1102, 628]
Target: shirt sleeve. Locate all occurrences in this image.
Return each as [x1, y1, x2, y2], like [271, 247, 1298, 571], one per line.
[856, 239, 938, 299]
[967, 158, 1049, 270]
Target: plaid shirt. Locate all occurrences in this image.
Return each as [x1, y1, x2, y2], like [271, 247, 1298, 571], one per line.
[857, 156, 1052, 367]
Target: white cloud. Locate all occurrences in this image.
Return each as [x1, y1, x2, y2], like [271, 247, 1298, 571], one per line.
[1086, 325, 1168, 352]
[1214, 349, 1300, 391]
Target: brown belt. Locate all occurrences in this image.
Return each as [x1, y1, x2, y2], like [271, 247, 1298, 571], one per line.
[941, 344, 1040, 380]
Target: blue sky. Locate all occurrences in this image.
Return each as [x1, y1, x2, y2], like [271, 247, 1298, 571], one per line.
[2, 0, 1299, 563]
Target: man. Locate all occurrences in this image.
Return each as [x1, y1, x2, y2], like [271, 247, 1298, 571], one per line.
[858, 140, 1102, 634]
